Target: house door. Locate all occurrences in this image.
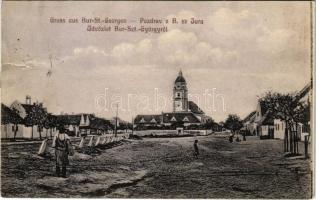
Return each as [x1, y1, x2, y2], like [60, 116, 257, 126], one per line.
[268, 127, 274, 139]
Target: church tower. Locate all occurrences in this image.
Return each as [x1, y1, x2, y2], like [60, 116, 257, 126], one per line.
[173, 70, 189, 112]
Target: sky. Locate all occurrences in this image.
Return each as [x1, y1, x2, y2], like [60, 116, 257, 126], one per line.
[1, 1, 313, 122]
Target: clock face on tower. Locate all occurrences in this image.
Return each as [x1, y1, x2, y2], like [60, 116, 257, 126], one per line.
[175, 101, 182, 111]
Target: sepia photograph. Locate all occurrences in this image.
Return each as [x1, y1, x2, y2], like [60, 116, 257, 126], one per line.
[1, 1, 314, 198]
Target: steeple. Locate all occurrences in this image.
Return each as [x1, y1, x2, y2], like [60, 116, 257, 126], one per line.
[173, 70, 188, 112]
[175, 69, 186, 84]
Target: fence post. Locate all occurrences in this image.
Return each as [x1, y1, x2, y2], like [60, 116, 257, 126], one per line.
[284, 128, 287, 152]
[304, 135, 309, 159]
[88, 136, 94, 147]
[79, 137, 85, 148]
[101, 137, 107, 145]
[95, 136, 101, 146]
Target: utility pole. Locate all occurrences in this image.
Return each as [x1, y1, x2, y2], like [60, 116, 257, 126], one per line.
[132, 116, 134, 136]
[115, 103, 118, 137]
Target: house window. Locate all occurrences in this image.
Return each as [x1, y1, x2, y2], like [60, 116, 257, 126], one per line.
[183, 117, 189, 122]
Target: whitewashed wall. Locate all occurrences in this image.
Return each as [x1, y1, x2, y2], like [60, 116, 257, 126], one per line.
[134, 129, 212, 136]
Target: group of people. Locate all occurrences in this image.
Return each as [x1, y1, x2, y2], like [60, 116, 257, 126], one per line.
[229, 131, 247, 143]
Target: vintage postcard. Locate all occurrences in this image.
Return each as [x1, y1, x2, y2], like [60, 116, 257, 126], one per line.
[1, 1, 314, 198]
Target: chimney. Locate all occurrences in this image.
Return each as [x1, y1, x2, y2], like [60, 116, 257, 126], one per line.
[26, 95, 31, 104]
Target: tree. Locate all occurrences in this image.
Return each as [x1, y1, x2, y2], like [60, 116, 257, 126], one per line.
[259, 91, 309, 155]
[224, 114, 243, 133]
[2, 105, 23, 141]
[203, 118, 216, 130]
[24, 105, 48, 139]
[44, 114, 57, 139]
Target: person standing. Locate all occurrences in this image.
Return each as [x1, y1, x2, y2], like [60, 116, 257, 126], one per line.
[242, 131, 246, 141]
[194, 140, 199, 158]
[52, 127, 72, 178]
[229, 133, 234, 143]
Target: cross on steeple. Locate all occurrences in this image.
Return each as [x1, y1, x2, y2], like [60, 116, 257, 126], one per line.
[179, 69, 183, 77]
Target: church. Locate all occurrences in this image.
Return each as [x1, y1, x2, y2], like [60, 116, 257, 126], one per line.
[134, 70, 212, 128]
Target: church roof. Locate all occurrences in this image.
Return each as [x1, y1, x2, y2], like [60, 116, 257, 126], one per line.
[175, 76, 186, 83]
[188, 101, 204, 114]
[175, 70, 186, 83]
[162, 112, 201, 123]
[134, 114, 162, 124]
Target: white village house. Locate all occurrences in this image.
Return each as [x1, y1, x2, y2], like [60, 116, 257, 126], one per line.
[243, 83, 311, 140]
[273, 83, 311, 140]
[1, 96, 58, 139]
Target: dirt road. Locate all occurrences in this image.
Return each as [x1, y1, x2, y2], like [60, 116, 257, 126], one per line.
[1, 135, 312, 198]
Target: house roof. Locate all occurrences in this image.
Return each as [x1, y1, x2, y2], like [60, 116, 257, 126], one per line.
[134, 114, 162, 124]
[297, 83, 311, 100]
[55, 114, 82, 125]
[162, 112, 201, 123]
[21, 103, 47, 114]
[1, 104, 23, 125]
[259, 111, 274, 126]
[90, 117, 110, 130]
[110, 117, 129, 126]
[56, 114, 111, 130]
[243, 111, 256, 123]
[188, 101, 204, 114]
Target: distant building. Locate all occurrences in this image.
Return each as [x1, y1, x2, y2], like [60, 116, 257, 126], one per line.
[56, 113, 112, 136]
[243, 98, 277, 138]
[134, 70, 212, 129]
[242, 111, 256, 135]
[10, 96, 54, 139]
[2, 96, 116, 139]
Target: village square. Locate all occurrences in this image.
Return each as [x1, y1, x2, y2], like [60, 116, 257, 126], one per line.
[1, 70, 312, 198]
